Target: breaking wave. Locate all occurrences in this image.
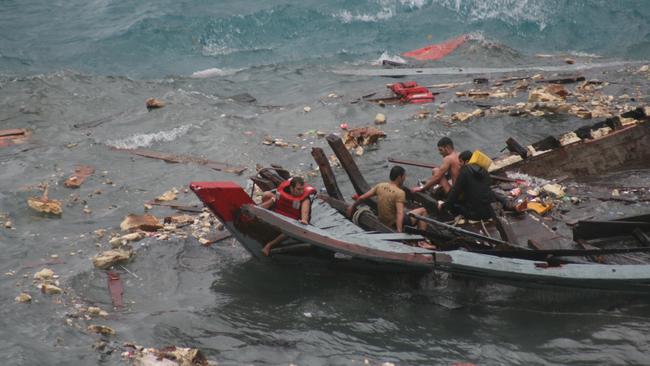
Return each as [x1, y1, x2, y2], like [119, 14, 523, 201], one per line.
[105, 125, 194, 149]
[432, 0, 557, 30]
[335, 8, 394, 23]
[190, 67, 242, 78]
[373, 51, 407, 65]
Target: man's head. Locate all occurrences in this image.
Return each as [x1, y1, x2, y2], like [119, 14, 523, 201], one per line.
[437, 137, 454, 157]
[459, 150, 472, 166]
[389, 165, 406, 184]
[288, 176, 305, 197]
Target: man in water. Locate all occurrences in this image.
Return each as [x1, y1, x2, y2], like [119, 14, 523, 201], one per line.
[260, 176, 315, 256]
[411, 137, 461, 195]
[438, 150, 496, 221]
[347, 166, 429, 234]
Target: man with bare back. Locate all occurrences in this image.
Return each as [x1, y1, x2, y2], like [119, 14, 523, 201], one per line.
[411, 137, 460, 195]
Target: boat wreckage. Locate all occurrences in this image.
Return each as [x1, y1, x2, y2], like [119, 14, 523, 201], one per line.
[190, 107, 650, 292]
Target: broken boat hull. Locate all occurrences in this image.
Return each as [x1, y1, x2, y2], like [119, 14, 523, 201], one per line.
[190, 181, 650, 292]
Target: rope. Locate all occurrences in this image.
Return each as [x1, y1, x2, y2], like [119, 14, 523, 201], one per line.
[351, 205, 373, 225]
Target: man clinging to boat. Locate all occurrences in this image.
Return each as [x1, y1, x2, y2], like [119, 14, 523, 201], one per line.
[348, 166, 431, 238]
[411, 137, 460, 195]
[260, 176, 316, 256]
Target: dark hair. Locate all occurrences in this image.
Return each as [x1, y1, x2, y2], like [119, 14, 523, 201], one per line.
[389, 165, 406, 181]
[289, 176, 304, 187]
[459, 150, 473, 162]
[437, 137, 454, 148]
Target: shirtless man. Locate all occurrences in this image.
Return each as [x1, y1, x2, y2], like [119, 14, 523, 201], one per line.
[347, 166, 428, 233]
[411, 137, 461, 194]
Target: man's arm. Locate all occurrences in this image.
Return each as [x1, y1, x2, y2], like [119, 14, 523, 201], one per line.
[443, 168, 466, 210]
[347, 186, 377, 217]
[299, 199, 310, 225]
[395, 201, 405, 233]
[413, 158, 451, 192]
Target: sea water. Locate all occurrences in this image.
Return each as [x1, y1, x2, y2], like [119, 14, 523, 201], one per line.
[1, 0, 650, 365]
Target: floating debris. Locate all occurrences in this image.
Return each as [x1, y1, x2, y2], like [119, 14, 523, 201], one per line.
[156, 189, 178, 202]
[40, 284, 63, 295]
[342, 126, 386, 149]
[451, 109, 484, 122]
[374, 113, 387, 125]
[120, 214, 163, 232]
[0, 128, 31, 148]
[109, 232, 144, 248]
[64, 165, 95, 188]
[15, 293, 32, 303]
[87, 324, 115, 336]
[27, 185, 62, 216]
[145, 98, 165, 110]
[33, 268, 55, 281]
[92, 249, 133, 269]
[122, 344, 210, 366]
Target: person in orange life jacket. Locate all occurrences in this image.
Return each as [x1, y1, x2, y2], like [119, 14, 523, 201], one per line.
[411, 137, 461, 195]
[437, 150, 496, 221]
[260, 176, 315, 256]
[347, 166, 430, 234]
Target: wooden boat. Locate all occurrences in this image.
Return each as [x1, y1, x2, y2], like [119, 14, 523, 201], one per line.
[490, 107, 650, 179]
[191, 181, 650, 292]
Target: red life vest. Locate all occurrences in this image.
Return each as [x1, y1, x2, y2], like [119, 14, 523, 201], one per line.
[273, 179, 316, 220]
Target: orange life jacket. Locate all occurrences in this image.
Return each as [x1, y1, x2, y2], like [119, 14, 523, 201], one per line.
[273, 179, 316, 220]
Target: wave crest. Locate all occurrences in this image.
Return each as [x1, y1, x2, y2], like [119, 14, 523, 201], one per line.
[105, 125, 194, 149]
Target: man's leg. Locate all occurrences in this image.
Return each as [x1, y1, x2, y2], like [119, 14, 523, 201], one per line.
[429, 167, 451, 193]
[262, 233, 286, 256]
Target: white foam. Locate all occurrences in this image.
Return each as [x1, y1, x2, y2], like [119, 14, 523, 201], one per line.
[105, 125, 194, 149]
[190, 67, 241, 78]
[434, 0, 551, 31]
[335, 8, 394, 23]
[373, 51, 407, 65]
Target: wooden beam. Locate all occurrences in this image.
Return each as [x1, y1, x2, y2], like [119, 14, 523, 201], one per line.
[311, 147, 344, 200]
[318, 195, 392, 233]
[326, 134, 371, 195]
[573, 220, 650, 240]
[505, 137, 529, 159]
[633, 228, 650, 247]
[113, 148, 247, 175]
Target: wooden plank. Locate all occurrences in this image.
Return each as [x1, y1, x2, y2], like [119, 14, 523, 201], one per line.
[494, 122, 650, 179]
[359, 233, 425, 241]
[311, 147, 344, 200]
[200, 230, 232, 246]
[0, 129, 27, 138]
[573, 221, 650, 240]
[505, 137, 529, 159]
[537, 76, 586, 84]
[633, 228, 650, 247]
[112, 148, 247, 175]
[145, 201, 204, 213]
[257, 167, 286, 186]
[326, 134, 371, 195]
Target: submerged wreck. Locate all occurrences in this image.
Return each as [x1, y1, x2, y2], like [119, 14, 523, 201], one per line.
[190, 106, 650, 292]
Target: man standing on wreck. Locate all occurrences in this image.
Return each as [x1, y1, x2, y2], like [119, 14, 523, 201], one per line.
[260, 177, 315, 256]
[411, 137, 460, 195]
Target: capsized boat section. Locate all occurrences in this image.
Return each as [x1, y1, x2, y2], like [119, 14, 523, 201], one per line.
[435, 250, 650, 292]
